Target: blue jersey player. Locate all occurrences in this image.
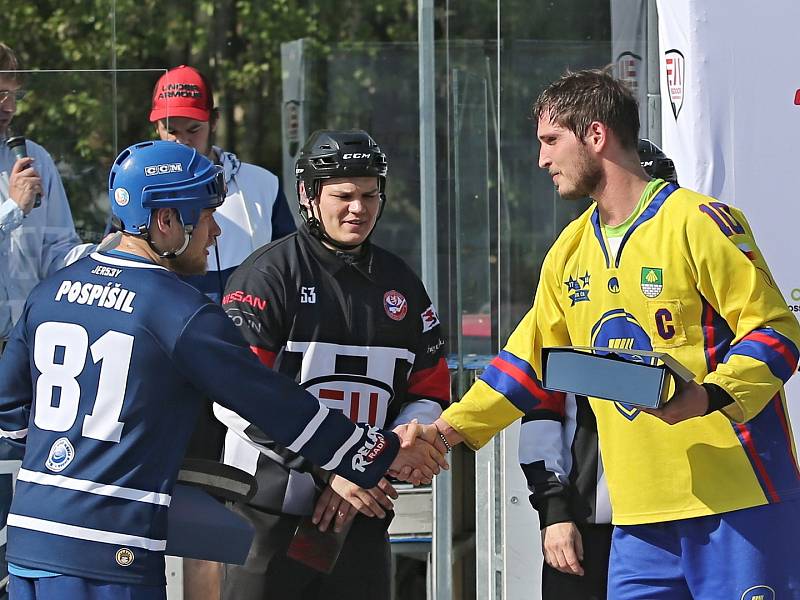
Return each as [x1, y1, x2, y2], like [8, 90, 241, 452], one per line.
[0, 141, 445, 600]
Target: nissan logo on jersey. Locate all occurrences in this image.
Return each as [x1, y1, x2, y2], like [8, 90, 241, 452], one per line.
[303, 375, 394, 426]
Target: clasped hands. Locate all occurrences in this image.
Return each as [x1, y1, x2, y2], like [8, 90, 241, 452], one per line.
[311, 420, 451, 532]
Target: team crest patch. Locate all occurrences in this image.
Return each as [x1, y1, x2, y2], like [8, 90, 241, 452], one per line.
[45, 437, 75, 472]
[383, 290, 408, 321]
[115, 548, 134, 567]
[740, 585, 775, 600]
[640, 267, 663, 298]
[114, 187, 130, 207]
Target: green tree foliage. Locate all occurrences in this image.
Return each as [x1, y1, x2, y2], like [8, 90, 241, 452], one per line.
[3, 0, 420, 238]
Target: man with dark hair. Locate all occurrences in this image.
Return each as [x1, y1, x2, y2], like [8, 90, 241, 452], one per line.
[422, 69, 800, 599]
[217, 129, 450, 599]
[518, 139, 680, 600]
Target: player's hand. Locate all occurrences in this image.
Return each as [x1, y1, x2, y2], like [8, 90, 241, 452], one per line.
[643, 378, 708, 425]
[311, 481, 356, 533]
[387, 435, 447, 485]
[541, 521, 584, 576]
[329, 474, 397, 519]
[394, 420, 449, 456]
[9, 157, 42, 214]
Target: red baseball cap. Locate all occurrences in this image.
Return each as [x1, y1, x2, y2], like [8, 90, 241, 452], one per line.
[149, 65, 214, 122]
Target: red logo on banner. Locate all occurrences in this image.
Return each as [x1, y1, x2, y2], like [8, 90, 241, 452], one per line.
[616, 51, 641, 95]
[665, 49, 685, 120]
[794, 89, 800, 105]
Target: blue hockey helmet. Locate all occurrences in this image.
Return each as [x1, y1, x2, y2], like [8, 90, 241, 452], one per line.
[108, 140, 225, 236]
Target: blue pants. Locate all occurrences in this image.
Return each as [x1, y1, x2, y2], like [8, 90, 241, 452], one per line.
[8, 574, 166, 600]
[608, 499, 800, 599]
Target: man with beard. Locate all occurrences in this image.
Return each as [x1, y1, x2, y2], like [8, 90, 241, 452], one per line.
[422, 69, 800, 599]
[518, 139, 680, 600]
[0, 140, 445, 600]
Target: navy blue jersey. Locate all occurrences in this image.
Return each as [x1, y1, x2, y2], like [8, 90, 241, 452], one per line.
[0, 251, 399, 585]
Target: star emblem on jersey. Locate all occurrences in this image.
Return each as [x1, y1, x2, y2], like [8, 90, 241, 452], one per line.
[383, 290, 408, 321]
[564, 271, 591, 306]
[640, 267, 663, 298]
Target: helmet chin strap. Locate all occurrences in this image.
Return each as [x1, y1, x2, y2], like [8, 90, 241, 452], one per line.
[139, 222, 195, 259]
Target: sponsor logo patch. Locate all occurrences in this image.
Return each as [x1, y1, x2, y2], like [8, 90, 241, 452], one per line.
[144, 162, 183, 177]
[222, 290, 267, 310]
[383, 290, 408, 321]
[421, 304, 440, 333]
[608, 277, 620, 294]
[115, 548, 135, 567]
[640, 267, 663, 298]
[352, 427, 388, 472]
[114, 187, 130, 207]
[45, 437, 75, 472]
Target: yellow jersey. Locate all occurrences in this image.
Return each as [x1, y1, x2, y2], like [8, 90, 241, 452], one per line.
[444, 182, 800, 524]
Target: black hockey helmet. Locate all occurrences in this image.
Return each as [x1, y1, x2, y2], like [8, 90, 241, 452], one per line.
[295, 129, 387, 200]
[294, 129, 388, 249]
[638, 138, 678, 184]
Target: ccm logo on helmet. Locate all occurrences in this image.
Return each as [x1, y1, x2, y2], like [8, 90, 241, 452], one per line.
[342, 153, 371, 160]
[144, 163, 184, 176]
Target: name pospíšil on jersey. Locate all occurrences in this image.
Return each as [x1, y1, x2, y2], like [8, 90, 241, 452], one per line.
[0, 251, 400, 585]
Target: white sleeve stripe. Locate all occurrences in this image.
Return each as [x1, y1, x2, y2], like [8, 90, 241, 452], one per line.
[321, 427, 363, 471]
[213, 403, 251, 436]
[286, 404, 330, 453]
[7, 514, 167, 551]
[17, 469, 171, 506]
[0, 428, 27, 440]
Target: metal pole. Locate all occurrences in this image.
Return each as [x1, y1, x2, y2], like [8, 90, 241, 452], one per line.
[419, 4, 450, 598]
[646, 0, 662, 144]
[419, 0, 438, 304]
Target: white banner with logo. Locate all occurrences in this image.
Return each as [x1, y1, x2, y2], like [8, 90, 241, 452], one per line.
[611, 0, 648, 128]
[656, 0, 800, 425]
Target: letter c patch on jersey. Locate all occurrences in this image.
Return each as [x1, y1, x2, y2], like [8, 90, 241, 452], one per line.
[647, 300, 687, 348]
